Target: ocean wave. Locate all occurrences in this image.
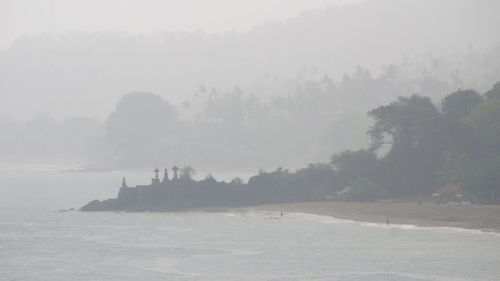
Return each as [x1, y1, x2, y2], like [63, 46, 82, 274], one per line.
[359, 219, 500, 237]
[257, 211, 500, 237]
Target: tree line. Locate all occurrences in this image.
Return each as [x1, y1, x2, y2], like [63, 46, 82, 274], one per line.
[219, 81, 500, 204]
[85, 81, 500, 212]
[330, 81, 500, 203]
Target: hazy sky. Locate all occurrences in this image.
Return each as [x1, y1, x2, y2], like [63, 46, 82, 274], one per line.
[0, 0, 361, 50]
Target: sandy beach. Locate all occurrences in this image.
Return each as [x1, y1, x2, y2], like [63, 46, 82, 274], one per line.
[235, 201, 500, 231]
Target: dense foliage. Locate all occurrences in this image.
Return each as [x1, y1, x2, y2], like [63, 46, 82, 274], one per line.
[339, 83, 500, 203]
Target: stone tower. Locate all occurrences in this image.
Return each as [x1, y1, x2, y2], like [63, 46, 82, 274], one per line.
[172, 166, 179, 179]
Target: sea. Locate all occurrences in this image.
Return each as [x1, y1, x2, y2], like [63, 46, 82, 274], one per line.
[1, 165, 500, 281]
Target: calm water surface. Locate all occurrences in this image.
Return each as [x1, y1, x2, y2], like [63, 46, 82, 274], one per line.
[1, 167, 499, 280]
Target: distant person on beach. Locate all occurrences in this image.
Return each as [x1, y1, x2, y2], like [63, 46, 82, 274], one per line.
[386, 217, 390, 225]
[281, 211, 283, 218]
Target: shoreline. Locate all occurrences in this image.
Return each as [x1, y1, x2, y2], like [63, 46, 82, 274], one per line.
[233, 201, 500, 232]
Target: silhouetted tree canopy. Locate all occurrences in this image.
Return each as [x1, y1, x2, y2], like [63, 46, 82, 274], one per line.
[331, 150, 377, 185]
[105, 92, 178, 165]
[463, 99, 500, 149]
[441, 89, 482, 120]
[106, 92, 178, 142]
[485, 81, 500, 100]
[179, 166, 196, 180]
[368, 95, 441, 152]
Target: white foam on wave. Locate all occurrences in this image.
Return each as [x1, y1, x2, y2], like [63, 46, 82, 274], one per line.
[275, 211, 358, 224]
[252, 211, 371, 226]
[425, 225, 500, 236]
[359, 219, 500, 237]
[209, 210, 500, 238]
[360, 221, 419, 230]
[241, 210, 278, 218]
[261, 210, 500, 237]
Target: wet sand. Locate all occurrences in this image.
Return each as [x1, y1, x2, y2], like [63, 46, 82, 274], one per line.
[235, 201, 500, 231]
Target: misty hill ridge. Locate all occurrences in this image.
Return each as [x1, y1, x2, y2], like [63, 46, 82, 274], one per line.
[1, 0, 499, 120]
